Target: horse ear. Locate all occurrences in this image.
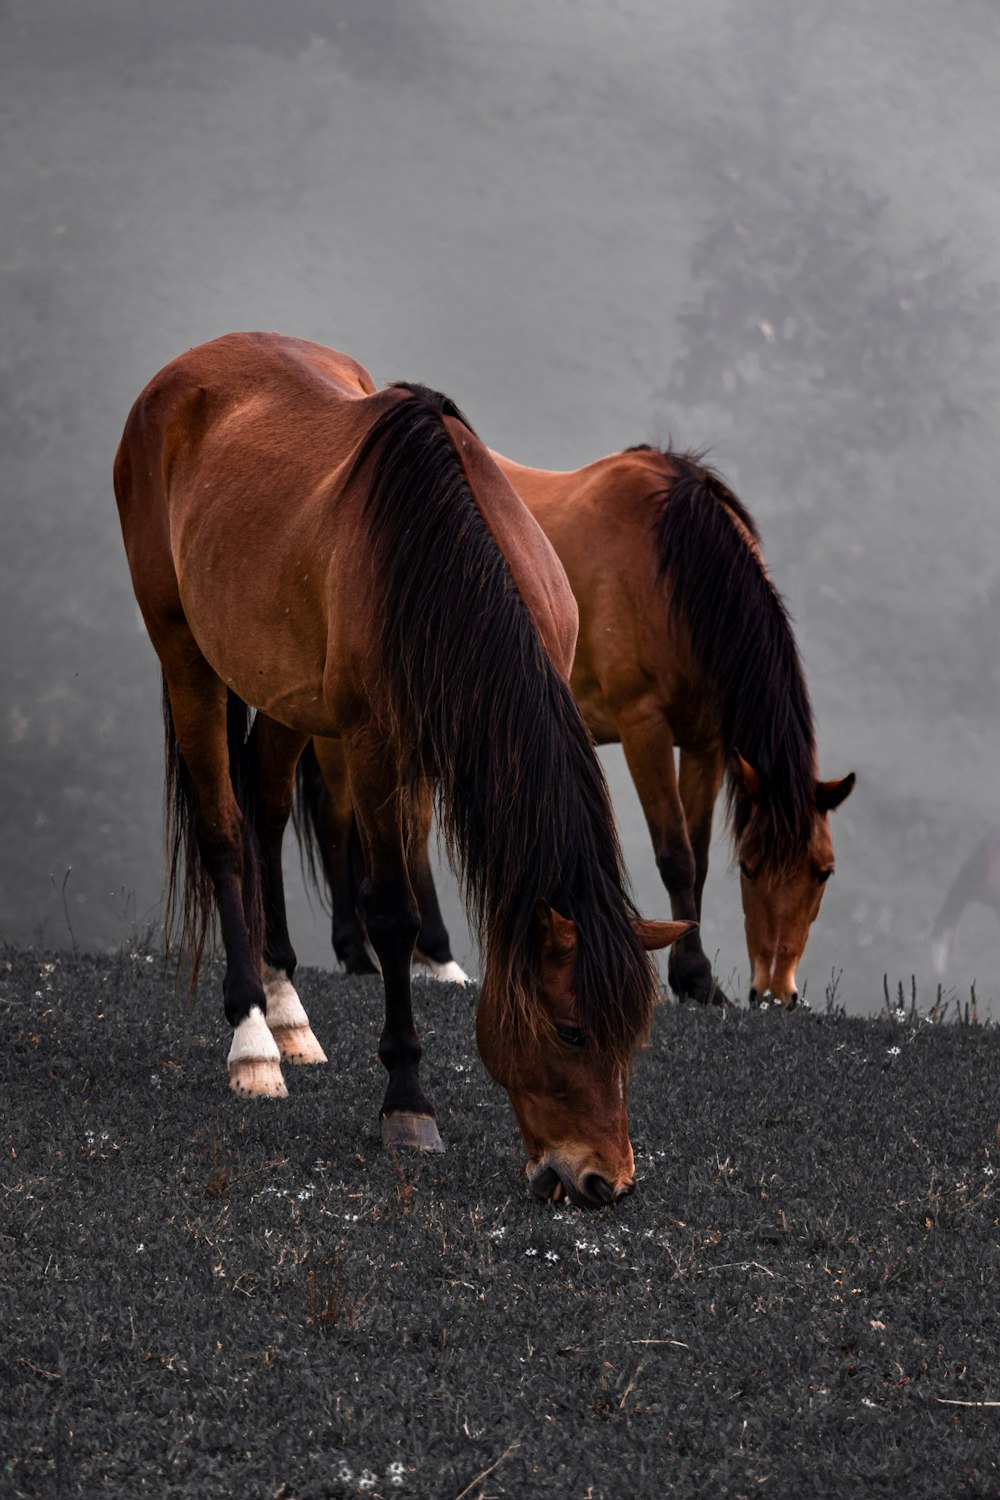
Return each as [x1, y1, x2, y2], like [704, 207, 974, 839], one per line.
[534, 902, 578, 960]
[632, 918, 697, 952]
[816, 771, 856, 814]
[732, 751, 762, 803]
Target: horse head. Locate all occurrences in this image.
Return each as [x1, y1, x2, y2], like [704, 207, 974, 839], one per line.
[733, 754, 855, 1009]
[476, 907, 693, 1207]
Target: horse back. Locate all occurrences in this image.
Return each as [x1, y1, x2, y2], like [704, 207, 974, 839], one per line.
[493, 450, 688, 736]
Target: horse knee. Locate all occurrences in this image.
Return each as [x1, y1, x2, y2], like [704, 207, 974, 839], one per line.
[361, 879, 420, 960]
[656, 846, 696, 895]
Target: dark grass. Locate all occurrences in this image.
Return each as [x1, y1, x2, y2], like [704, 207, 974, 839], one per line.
[2, 948, 999, 1499]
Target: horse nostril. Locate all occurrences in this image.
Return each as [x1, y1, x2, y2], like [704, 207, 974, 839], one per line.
[581, 1172, 616, 1206]
[615, 1179, 636, 1201]
[788, 989, 799, 1010]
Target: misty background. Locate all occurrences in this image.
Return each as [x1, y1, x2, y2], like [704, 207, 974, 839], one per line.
[3, 0, 999, 1015]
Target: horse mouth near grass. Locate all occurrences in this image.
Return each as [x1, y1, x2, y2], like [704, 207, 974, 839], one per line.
[527, 1158, 635, 1209]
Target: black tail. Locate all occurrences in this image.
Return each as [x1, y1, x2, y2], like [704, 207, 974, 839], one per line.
[162, 675, 263, 987]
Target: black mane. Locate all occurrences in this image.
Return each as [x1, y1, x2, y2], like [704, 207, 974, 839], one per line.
[350, 386, 657, 1056]
[648, 449, 816, 875]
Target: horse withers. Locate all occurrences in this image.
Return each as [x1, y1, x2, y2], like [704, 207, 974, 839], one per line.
[114, 333, 691, 1207]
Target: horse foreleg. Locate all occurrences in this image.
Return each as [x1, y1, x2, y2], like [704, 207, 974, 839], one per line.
[252, 715, 327, 1065]
[677, 745, 730, 1004]
[162, 660, 286, 1098]
[408, 780, 469, 985]
[677, 746, 725, 920]
[346, 731, 444, 1153]
[619, 710, 727, 1006]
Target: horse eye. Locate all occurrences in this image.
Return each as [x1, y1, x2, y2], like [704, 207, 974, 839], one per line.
[817, 868, 834, 885]
[555, 1024, 585, 1048]
[739, 861, 754, 881]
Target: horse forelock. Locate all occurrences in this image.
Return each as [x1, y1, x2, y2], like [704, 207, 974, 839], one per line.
[646, 447, 816, 878]
[357, 390, 657, 1059]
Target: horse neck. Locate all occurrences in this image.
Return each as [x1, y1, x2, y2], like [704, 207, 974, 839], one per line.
[648, 453, 817, 859]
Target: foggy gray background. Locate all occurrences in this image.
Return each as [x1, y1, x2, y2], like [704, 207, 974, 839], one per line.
[3, 0, 999, 1014]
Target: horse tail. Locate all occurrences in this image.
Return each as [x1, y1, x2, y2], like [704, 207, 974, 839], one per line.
[162, 674, 263, 988]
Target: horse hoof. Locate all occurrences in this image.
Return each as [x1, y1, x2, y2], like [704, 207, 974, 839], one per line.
[228, 1058, 288, 1098]
[269, 1024, 328, 1065]
[381, 1112, 445, 1153]
[414, 954, 471, 985]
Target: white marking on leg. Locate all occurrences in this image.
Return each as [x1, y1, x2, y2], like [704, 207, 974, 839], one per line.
[227, 1005, 288, 1097]
[413, 954, 471, 985]
[228, 1005, 280, 1067]
[261, 964, 327, 1065]
[262, 964, 310, 1031]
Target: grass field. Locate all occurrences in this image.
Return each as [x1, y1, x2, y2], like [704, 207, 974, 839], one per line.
[3, 948, 999, 1498]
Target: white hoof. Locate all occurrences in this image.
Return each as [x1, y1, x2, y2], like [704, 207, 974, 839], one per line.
[413, 954, 471, 985]
[228, 1006, 287, 1098]
[261, 966, 327, 1064]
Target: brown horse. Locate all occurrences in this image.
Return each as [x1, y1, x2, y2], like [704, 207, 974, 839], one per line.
[114, 333, 690, 1207]
[298, 445, 854, 1008]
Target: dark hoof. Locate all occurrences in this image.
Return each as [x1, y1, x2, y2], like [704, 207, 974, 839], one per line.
[341, 952, 379, 977]
[381, 1112, 444, 1153]
[673, 975, 732, 1008]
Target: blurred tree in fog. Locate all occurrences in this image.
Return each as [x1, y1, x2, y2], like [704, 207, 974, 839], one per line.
[669, 0, 1000, 498]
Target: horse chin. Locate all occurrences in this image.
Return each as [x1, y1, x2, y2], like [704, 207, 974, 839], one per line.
[527, 1161, 565, 1203]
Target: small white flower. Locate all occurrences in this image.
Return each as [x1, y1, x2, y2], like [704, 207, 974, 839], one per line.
[524, 1247, 538, 1257]
[136, 1243, 145, 1252]
[545, 1250, 559, 1262]
[488, 1227, 506, 1240]
[358, 1472, 377, 1492]
[984, 1165, 995, 1177]
[886, 1046, 900, 1057]
[387, 1460, 406, 1482]
[335, 1462, 353, 1484]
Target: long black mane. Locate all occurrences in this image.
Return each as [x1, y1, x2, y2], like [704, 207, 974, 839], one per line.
[351, 386, 657, 1056]
[644, 447, 816, 875]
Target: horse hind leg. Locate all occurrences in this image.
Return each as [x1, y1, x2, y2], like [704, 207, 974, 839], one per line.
[408, 780, 469, 985]
[346, 729, 444, 1153]
[162, 657, 286, 1098]
[307, 737, 380, 975]
[252, 713, 327, 1065]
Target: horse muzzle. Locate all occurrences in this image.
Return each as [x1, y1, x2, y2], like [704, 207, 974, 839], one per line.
[526, 1158, 635, 1209]
[749, 985, 799, 1011]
